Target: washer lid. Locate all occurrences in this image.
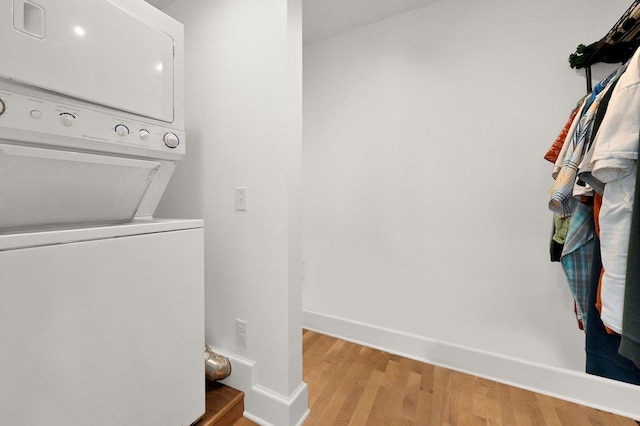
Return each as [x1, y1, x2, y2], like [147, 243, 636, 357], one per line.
[0, 143, 162, 232]
[1, 0, 174, 122]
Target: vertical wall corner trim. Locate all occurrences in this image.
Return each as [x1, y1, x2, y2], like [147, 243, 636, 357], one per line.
[212, 347, 309, 426]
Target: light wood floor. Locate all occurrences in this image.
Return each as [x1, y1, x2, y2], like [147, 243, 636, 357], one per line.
[303, 329, 639, 425]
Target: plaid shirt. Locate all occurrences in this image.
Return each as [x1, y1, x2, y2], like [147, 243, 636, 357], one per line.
[549, 96, 603, 215]
[561, 202, 596, 327]
[549, 67, 625, 216]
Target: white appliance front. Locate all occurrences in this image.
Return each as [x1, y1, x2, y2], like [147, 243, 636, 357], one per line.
[0, 0, 186, 231]
[0, 220, 205, 426]
[2, 0, 175, 123]
[0, 1, 205, 425]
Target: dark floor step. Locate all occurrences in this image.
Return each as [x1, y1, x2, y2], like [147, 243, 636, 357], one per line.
[194, 382, 245, 426]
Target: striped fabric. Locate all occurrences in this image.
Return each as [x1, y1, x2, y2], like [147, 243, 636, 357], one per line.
[549, 100, 600, 215]
[549, 66, 626, 216]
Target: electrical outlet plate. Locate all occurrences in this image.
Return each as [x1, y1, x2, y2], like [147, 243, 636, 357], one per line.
[236, 319, 247, 346]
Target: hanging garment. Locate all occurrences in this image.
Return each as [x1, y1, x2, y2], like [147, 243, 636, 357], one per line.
[578, 77, 622, 195]
[544, 107, 580, 164]
[549, 101, 589, 215]
[551, 98, 586, 180]
[596, 167, 636, 334]
[620, 151, 640, 365]
[550, 214, 570, 262]
[590, 193, 617, 337]
[549, 73, 617, 216]
[548, 68, 625, 332]
[585, 236, 640, 384]
[590, 46, 640, 334]
[560, 201, 595, 327]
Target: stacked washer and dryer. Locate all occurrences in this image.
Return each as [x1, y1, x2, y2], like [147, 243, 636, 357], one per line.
[0, 1, 204, 425]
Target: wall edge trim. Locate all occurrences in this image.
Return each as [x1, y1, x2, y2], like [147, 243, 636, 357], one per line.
[212, 347, 309, 426]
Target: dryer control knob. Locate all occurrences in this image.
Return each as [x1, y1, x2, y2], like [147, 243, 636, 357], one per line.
[115, 124, 129, 137]
[163, 132, 179, 148]
[60, 113, 76, 127]
[139, 129, 150, 140]
[0, 98, 6, 116]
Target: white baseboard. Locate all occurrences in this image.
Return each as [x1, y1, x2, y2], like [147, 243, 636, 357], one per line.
[209, 347, 309, 426]
[302, 309, 640, 421]
[244, 383, 310, 426]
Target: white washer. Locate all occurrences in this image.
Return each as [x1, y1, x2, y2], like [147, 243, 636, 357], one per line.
[0, 220, 204, 426]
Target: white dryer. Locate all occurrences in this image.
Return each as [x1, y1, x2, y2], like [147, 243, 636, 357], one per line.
[0, 1, 204, 425]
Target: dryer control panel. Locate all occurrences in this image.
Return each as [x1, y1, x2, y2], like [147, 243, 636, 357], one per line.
[0, 84, 185, 161]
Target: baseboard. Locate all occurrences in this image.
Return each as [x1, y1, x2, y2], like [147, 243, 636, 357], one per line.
[209, 347, 310, 426]
[244, 383, 310, 426]
[302, 309, 640, 421]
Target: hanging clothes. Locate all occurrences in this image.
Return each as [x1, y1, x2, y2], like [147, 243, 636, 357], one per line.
[577, 76, 621, 195]
[590, 46, 640, 334]
[549, 5, 640, 385]
[548, 68, 625, 330]
[560, 201, 595, 326]
[549, 68, 619, 216]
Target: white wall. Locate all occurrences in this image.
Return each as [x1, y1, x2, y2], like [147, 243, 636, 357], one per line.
[156, 0, 308, 424]
[302, 0, 640, 418]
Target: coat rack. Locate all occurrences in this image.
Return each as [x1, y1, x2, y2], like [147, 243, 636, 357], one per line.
[569, 0, 640, 92]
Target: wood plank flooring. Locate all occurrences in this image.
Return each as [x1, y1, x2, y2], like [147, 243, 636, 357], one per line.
[233, 417, 259, 426]
[195, 381, 249, 426]
[303, 329, 639, 425]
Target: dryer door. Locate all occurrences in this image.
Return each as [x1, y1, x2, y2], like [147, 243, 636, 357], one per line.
[0, 144, 163, 231]
[0, 0, 174, 122]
